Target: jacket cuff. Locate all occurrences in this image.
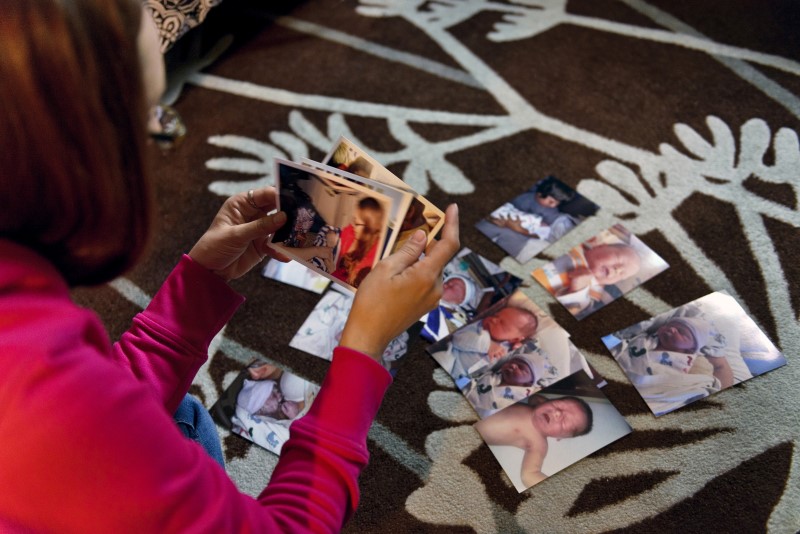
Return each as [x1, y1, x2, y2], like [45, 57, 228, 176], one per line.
[143, 255, 244, 352]
[307, 347, 392, 441]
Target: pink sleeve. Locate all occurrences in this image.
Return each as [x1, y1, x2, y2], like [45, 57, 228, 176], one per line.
[256, 347, 393, 531]
[110, 255, 244, 412]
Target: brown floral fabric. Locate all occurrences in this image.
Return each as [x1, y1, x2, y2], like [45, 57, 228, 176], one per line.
[144, 0, 224, 52]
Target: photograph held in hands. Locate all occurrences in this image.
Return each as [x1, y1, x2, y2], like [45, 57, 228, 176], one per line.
[269, 159, 395, 292]
[322, 136, 445, 254]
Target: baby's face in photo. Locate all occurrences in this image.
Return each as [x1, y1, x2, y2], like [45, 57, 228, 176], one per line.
[585, 244, 641, 285]
[656, 320, 697, 353]
[484, 307, 536, 344]
[255, 386, 284, 418]
[499, 357, 534, 386]
[532, 398, 589, 439]
[442, 277, 467, 306]
[536, 193, 560, 208]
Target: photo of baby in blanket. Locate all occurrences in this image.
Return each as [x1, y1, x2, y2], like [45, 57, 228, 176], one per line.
[602, 291, 787, 416]
[420, 247, 525, 343]
[532, 223, 669, 320]
[427, 290, 597, 418]
[210, 360, 319, 455]
[476, 175, 599, 264]
[474, 370, 631, 492]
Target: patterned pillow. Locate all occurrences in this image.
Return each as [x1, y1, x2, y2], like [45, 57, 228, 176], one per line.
[144, 0, 224, 52]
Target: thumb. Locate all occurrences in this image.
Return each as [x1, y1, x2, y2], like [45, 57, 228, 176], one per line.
[384, 229, 427, 272]
[234, 211, 287, 242]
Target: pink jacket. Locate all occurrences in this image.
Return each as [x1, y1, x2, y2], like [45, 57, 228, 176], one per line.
[0, 239, 391, 533]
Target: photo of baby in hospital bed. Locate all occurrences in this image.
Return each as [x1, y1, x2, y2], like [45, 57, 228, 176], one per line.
[210, 360, 320, 455]
[602, 291, 787, 416]
[427, 290, 600, 419]
[420, 247, 525, 343]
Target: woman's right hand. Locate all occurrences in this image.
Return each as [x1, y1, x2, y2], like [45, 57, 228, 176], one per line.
[340, 204, 460, 361]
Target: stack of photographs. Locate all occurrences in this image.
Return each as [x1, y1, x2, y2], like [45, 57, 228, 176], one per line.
[269, 137, 445, 292]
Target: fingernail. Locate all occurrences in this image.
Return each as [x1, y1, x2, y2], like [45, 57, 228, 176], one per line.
[273, 211, 287, 225]
[411, 229, 426, 243]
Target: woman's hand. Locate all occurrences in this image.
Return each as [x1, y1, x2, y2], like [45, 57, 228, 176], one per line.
[189, 187, 291, 281]
[340, 204, 460, 360]
[248, 363, 282, 381]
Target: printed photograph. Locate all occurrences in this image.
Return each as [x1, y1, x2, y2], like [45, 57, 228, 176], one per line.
[476, 175, 600, 264]
[261, 258, 330, 294]
[301, 158, 414, 258]
[269, 159, 393, 291]
[474, 370, 632, 493]
[289, 286, 420, 377]
[323, 136, 445, 254]
[427, 290, 599, 419]
[421, 247, 526, 343]
[602, 291, 787, 417]
[532, 223, 669, 320]
[209, 360, 319, 456]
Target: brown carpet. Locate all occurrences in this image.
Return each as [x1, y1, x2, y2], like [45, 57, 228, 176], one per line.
[74, 0, 799, 531]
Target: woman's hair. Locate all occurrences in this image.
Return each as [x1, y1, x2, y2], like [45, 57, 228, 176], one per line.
[0, 0, 153, 286]
[535, 176, 574, 203]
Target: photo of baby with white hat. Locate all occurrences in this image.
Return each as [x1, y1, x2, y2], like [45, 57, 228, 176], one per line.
[212, 361, 319, 455]
[421, 248, 525, 342]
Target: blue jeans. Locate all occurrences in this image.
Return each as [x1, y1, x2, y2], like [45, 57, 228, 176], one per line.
[174, 394, 225, 468]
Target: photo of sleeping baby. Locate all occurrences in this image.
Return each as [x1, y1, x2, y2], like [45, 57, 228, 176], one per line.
[269, 159, 393, 292]
[532, 223, 669, 320]
[426, 289, 600, 419]
[289, 286, 419, 376]
[322, 136, 445, 254]
[420, 247, 526, 343]
[474, 370, 632, 492]
[476, 175, 600, 264]
[210, 360, 319, 456]
[602, 290, 787, 417]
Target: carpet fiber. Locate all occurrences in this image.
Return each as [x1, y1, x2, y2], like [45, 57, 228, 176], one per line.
[75, 1, 799, 531]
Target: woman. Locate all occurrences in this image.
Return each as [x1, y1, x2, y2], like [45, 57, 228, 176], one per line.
[0, 1, 459, 532]
[330, 196, 385, 288]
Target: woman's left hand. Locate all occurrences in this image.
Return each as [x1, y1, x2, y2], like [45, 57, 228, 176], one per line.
[189, 187, 290, 281]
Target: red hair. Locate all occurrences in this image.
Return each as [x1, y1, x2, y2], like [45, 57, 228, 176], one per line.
[0, 0, 153, 286]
